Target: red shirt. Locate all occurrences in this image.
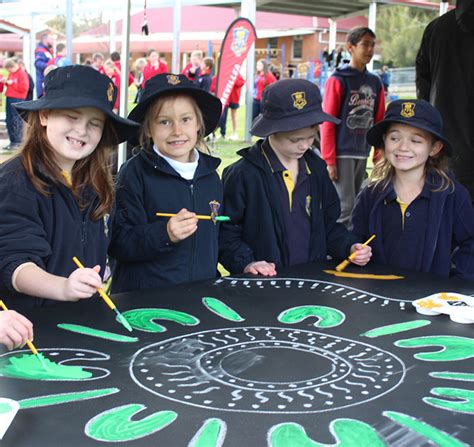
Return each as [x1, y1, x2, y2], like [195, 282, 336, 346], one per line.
[114, 61, 134, 87]
[181, 62, 200, 80]
[143, 60, 169, 86]
[229, 73, 245, 104]
[254, 72, 276, 101]
[5, 67, 29, 100]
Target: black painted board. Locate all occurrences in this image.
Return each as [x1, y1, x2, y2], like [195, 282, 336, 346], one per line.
[1, 262, 473, 446]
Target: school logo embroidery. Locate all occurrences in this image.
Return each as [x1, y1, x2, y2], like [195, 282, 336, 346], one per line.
[230, 27, 249, 57]
[107, 83, 114, 103]
[167, 74, 181, 85]
[292, 91, 307, 110]
[305, 195, 312, 217]
[400, 102, 416, 118]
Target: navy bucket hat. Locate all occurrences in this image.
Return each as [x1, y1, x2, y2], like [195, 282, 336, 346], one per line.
[366, 99, 452, 156]
[128, 73, 222, 137]
[250, 78, 340, 137]
[13, 65, 139, 145]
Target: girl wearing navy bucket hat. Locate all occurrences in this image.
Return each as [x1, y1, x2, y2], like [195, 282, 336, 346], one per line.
[352, 99, 474, 280]
[0, 65, 139, 308]
[108, 73, 223, 293]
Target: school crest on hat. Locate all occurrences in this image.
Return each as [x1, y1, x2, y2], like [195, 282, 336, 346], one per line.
[400, 102, 416, 118]
[291, 91, 307, 110]
[107, 82, 114, 103]
[166, 74, 181, 85]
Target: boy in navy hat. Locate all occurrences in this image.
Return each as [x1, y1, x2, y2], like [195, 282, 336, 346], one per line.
[219, 78, 372, 276]
[352, 99, 474, 280]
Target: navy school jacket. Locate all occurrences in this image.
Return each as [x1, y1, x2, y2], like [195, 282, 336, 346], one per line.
[351, 172, 474, 281]
[108, 148, 223, 293]
[0, 156, 109, 309]
[219, 140, 358, 274]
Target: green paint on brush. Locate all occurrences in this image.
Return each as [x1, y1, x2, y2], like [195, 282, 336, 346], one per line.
[0, 403, 12, 414]
[361, 320, 431, 338]
[278, 305, 345, 328]
[58, 323, 138, 342]
[215, 216, 230, 222]
[268, 419, 385, 447]
[202, 297, 244, 322]
[430, 372, 474, 382]
[383, 411, 467, 447]
[0, 353, 92, 380]
[19, 388, 120, 409]
[121, 308, 199, 332]
[189, 418, 227, 447]
[394, 336, 474, 361]
[85, 404, 177, 442]
[424, 388, 474, 414]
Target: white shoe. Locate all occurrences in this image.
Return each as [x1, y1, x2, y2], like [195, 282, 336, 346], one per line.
[228, 133, 239, 141]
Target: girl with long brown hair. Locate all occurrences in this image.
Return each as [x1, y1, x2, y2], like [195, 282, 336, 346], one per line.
[0, 65, 138, 308]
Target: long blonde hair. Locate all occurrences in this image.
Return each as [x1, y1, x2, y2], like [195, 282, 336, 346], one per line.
[138, 92, 210, 154]
[20, 111, 117, 220]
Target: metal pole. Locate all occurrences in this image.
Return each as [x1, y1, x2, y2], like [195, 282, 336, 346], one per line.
[172, 0, 182, 73]
[367, 1, 377, 72]
[241, 0, 256, 143]
[66, 0, 73, 61]
[29, 13, 37, 99]
[117, 0, 131, 169]
[439, 1, 449, 15]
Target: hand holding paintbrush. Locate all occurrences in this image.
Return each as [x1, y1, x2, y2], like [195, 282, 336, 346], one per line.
[336, 235, 376, 272]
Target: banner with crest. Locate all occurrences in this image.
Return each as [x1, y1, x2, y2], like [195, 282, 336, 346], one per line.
[215, 17, 257, 111]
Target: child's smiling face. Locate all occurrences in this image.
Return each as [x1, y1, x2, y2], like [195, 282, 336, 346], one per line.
[39, 107, 105, 172]
[383, 123, 443, 176]
[148, 95, 201, 163]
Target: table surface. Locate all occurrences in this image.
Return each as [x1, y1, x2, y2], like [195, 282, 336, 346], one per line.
[1, 262, 473, 447]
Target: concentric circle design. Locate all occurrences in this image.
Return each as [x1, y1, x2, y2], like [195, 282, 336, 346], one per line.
[130, 327, 405, 414]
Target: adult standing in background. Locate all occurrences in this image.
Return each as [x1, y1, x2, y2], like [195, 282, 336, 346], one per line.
[34, 34, 53, 97]
[416, 0, 474, 200]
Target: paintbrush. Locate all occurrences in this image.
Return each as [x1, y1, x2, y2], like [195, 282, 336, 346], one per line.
[335, 234, 376, 272]
[156, 212, 230, 222]
[72, 257, 133, 332]
[0, 300, 48, 369]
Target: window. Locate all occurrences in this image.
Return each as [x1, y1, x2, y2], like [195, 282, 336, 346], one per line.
[292, 35, 303, 59]
[268, 37, 278, 50]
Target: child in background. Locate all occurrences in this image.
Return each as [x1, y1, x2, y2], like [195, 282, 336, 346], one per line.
[182, 50, 203, 81]
[219, 78, 372, 276]
[102, 59, 121, 113]
[195, 57, 214, 92]
[109, 73, 223, 293]
[0, 310, 33, 351]
[0, 65, 139, 309]
[320, 27, 385, 228]
[142, 49, 169, 87]
[351, 100, 474, 280]
[252, 59, 277, 122]
[1, 58, 29, 151]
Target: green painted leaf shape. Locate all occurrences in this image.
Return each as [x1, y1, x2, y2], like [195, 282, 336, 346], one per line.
[202, 297, 244, 322]
[188, 418, 227, 447]
[361, 320, 430, 338]
[57, 323, 138, 342]
[423, 388, 474, 414]
[278, 305, 345, 328]
[383, 411, 467, 447]
[121, 308, 199, 332]
[394, 336, 474, 361]
[19, 388, 120, 409]
[268, 419, 385, 447]
[85, 404, 177, 442]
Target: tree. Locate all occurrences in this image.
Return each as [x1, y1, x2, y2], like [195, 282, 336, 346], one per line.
[46, 14, 103, 37]
[376, 5, 438, 67]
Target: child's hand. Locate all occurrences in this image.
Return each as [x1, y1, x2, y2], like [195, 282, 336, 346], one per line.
[350, 243, 372, 266]
[327, 164, 338, 181]
[167, 208, 198, 243]
[244, 261, 277, 276]
[0, 310, 33, 351]
[62, 265, 102, 301]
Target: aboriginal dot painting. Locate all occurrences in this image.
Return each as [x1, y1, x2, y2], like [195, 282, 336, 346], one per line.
[1, 263, 473, 446]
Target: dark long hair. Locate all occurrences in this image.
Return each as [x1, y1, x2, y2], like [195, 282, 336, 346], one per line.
[20, 110, 117, 220]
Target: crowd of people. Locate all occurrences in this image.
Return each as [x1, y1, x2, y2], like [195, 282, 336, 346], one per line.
[0, 22, 472, 351]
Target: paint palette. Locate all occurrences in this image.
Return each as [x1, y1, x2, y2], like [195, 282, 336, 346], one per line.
[413, 292, 474, 324]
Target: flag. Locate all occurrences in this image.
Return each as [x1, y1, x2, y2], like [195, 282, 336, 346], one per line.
[215, 17, 257, 111]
